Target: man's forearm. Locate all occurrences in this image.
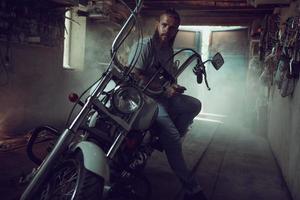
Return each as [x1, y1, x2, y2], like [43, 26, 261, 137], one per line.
[133, 68, 147, 82]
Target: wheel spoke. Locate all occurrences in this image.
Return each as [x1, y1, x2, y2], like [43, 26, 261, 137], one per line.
[36, 153, 104, 200]
[50, 162, 79, 198]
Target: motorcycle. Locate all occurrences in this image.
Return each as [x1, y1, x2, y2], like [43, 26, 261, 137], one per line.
[21, 0, 224, 199]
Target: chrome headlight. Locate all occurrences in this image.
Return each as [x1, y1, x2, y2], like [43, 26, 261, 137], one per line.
[112, 87, 142, 114]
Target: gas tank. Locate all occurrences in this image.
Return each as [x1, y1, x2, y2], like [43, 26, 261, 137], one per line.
[132, 94, 158, 131]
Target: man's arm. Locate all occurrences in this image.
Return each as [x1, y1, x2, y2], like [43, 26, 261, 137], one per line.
[132, 68, 148, 85]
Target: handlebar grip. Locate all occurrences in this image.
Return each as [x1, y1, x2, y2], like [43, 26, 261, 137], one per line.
[197, 73, 203, 84]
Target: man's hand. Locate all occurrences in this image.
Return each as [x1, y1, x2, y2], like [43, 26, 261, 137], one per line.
[173, 84, 187, 93]
[164, 84, 186, 97]
[133, 68, 163, 90]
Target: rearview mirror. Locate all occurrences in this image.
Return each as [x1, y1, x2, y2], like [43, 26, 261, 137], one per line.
[211, 52, 224, 70]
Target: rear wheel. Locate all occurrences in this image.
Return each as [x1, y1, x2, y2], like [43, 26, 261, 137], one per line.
[36, 151, 104, 200]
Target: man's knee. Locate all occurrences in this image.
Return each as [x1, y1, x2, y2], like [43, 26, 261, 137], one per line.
[195, 99, 202, 115]
[190, 97, 201, 116]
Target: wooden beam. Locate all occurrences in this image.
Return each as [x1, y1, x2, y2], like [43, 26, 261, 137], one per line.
[180, 16, 261, 26]
[140, 8, 269, 26]
[141, 9, 271, 18]
[126, 0, 275, 26]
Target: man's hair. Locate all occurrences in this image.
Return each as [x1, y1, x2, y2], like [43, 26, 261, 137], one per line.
[159, 8, 181, 25]
[153, 8, 180, 47]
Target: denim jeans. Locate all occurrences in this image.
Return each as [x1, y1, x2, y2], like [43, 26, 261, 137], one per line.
[155, 94, 202, 193]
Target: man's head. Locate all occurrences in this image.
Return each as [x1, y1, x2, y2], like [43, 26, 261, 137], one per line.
[155, 9, 180, 46]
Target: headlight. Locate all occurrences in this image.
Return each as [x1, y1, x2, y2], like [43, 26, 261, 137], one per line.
[112, 87, 142, 114]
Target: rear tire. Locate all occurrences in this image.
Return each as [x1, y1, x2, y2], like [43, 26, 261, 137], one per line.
[36, 150, 104, 200]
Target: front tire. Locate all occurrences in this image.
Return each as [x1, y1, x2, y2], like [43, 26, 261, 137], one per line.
[36, 151, 104, 200]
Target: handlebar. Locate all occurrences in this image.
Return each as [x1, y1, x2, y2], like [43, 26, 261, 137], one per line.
[144, 50, 214, 96]
[173, 50, 212, 90]
[111, 0, 143, 71]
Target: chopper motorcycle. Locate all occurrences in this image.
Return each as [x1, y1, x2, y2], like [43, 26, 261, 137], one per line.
[21, 0, 224, 199]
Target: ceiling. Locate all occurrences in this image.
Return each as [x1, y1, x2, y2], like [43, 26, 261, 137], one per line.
[127, 0, 289, 26]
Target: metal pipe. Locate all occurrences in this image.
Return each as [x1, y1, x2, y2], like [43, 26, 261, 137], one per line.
[106, 132, 126, 159]
[20, 129, 75, 200]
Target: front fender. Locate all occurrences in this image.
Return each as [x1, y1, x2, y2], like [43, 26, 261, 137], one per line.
[74, 141, 109, 182]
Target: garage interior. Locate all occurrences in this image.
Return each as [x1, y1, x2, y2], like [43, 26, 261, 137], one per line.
[0, 0, 299, 200]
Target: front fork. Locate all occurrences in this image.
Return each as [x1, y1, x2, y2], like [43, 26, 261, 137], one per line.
[20, 129, 75, 200]
[21, 72, 113, 200]
[21, 113, 128, 200]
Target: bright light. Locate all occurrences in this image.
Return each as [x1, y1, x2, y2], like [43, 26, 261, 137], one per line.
[178, 25, 247, 60]
[63, 10, 71, 68]
[194, 116, 224, 124]
[195, 112, 227, 124]
[179, 26, 246, 32]
[199, 112, 227, 118]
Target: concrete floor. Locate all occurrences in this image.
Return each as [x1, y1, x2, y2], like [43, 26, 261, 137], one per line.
[145, 113, 292, 200]
[0, 114, 292, 200]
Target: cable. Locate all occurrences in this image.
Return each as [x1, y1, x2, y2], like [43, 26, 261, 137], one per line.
[111, 0, 143, 80]
[119, 0, 144, 75]
[116, 0, 141, 52]
[127, 13, 144, 75]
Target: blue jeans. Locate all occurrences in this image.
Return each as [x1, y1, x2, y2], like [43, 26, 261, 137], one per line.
[155, 94, 202, 193]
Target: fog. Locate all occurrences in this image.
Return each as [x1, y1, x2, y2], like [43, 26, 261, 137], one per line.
[177, 55, 254, 127]
[84, 22, 259, 130]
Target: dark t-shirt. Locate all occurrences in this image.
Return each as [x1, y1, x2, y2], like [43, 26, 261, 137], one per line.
[128, 37, 176, 77]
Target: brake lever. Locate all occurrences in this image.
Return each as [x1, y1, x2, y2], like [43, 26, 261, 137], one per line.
[193, 64, 203, 84]
[193, 62, 211, 90]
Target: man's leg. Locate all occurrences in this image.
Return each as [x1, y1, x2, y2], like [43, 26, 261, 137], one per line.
[156, 103, 200, 193]
[168, 94, 201, 135]
[161, 96, 207, 200]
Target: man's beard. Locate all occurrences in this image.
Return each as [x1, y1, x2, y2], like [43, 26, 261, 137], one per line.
[153, 29, 176, 47]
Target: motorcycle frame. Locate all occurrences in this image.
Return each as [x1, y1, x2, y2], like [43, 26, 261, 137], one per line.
[21, 1, 143, 199]
[21, 1, 224, 197]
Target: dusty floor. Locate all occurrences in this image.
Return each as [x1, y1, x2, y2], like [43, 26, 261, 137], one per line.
[0, 113, 292, 200]
[145, 113, 292, 200]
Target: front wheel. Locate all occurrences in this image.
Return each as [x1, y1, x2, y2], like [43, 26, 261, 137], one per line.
[36, 150, 104, 200]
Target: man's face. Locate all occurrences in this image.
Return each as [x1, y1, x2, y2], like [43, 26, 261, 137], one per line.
[156, 14, 179, 44]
